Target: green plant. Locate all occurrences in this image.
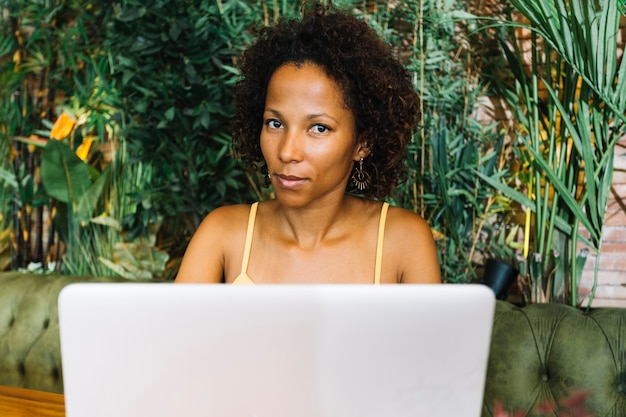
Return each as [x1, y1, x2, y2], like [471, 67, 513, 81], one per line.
[0, 0, 523, 283]
[357, 0, 516, 283]
[104, 0, 263, 262]
[479, 0, 626, 306]
[0, 0, 112, 270]
[0, 125, 11, 271]
[42, 107, 169, 279]
[0, 0, 322, 279]
[0, 0, 171, 278]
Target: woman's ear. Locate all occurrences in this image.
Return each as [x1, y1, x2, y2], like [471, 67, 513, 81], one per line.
[353, 140, 371, 161]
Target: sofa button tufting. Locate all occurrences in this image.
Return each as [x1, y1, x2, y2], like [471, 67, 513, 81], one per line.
[541, 373, 549, 382]
[617, 371, 626, 396]
[17, 362, 25, 376]
[51, 367, 60, 381]
[43, 318, 50, 329]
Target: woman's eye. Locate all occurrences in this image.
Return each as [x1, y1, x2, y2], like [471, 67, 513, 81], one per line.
[266, 119, 282, 129]
[311, 124, 330, 134]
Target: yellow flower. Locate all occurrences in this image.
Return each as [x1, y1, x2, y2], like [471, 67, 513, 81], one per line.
[75, 135, 93, 161]
[430, 228, 445, 241]
[49, 112, 76, 140]
[12, 50, 20, 71]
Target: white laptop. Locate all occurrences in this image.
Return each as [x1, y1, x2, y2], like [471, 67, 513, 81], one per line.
[58, 284, 495, 417]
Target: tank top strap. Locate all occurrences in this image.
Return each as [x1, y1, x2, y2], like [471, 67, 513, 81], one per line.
[374, 202, 390, 285]
[240, 202, 259, 275]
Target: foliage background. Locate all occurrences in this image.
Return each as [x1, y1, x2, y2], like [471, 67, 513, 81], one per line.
[0, 0, 519, 282]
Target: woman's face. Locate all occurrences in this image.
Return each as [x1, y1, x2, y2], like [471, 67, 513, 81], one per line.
[260, 63, 367, 208]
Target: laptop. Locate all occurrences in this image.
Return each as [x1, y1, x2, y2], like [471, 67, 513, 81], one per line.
[58, 284, 495, 417]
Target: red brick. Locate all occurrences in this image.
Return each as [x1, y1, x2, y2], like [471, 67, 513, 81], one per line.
[607, 188, 626, 207]
[609, 182, 626, 193]
[606, 210, 626, 227]
[580, 270, 626, 286]
[612, 168, 626, 184]
[580, 297, 626, 308]
[577, 283, 626, 299]
[607, 184, 626, 203]
[583, 253, 626, 271]
[600, 242, 626, 253]
[601, 227, 626, 242]
[576, 228, 591, 240]
[613, 153, 626, 172]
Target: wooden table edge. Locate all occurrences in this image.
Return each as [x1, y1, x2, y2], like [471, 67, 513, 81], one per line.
[0, 385, 65, 417]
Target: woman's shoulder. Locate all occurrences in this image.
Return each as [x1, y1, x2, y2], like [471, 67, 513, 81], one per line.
[199, 203, 256, 227]
[191, 203, 257, 247]
[384, 204, 441, 283]
[385, 204, 431, 230]
[175, 203, 256, 283]
[384, 204, 435, 246]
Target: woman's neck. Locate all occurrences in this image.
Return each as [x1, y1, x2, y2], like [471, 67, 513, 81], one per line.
[271, 195, 364, 250]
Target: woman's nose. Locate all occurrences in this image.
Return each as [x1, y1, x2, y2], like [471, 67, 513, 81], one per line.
[278, 129, 304, 162]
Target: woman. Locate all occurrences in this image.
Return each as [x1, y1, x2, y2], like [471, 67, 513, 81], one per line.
[175, 3, 441, 284]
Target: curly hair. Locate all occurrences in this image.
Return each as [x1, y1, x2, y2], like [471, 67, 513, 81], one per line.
[232, 3, 421, 199]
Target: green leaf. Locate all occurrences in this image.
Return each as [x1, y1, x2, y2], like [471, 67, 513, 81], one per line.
[164, 107, 176, 121]
[74, 164, 111, 225]
[41, 140, 92, 204]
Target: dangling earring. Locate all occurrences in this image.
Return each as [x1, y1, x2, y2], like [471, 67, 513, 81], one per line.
[351, 158, 370, 191]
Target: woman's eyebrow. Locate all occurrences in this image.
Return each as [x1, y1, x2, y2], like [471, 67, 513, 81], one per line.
[263, 108, 282, 117]
[306, 113, 338, 123]
[264, 108, 339, 124]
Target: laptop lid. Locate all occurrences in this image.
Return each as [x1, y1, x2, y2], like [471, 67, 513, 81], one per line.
[58, 284, 495, 417]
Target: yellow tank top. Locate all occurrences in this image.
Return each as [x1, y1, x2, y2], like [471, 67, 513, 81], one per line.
[232, 202, 390, 285]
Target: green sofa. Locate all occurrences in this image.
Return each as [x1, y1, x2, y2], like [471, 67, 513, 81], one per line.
[1, 271, 625, 416]
[483, 300, 626, 416]
[0, 272, 127, 394]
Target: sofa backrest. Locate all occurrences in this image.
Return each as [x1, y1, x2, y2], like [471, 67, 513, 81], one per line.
[0, 272, 127, 393]
[482, 300, 626, 416]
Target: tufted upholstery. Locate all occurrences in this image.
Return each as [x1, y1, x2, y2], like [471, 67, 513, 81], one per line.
[1, 272, 625, 416]
[482, 300, 626, 416]
[0, 272, 127, 394]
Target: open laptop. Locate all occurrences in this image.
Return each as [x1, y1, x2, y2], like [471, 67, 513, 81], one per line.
[58, 284, 495, 417]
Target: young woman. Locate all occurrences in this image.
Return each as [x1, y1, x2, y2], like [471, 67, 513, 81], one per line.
[175, 4, 441, 284]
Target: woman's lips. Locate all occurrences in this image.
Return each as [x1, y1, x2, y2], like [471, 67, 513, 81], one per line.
[276, 174, 307, 189]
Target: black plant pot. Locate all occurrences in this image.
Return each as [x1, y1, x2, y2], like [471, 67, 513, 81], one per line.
[480, 259, 519, 300]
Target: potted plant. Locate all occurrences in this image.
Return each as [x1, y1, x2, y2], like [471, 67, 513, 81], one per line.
[478, 0, 626, 306]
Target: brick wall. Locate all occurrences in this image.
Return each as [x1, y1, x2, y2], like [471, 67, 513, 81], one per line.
[580, 137, 626, 307]
[578, 16, 626, 308]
